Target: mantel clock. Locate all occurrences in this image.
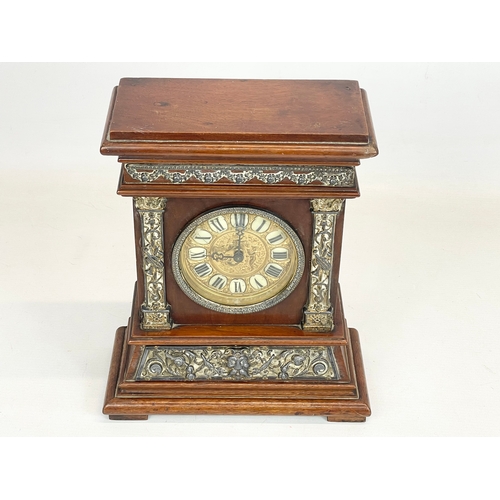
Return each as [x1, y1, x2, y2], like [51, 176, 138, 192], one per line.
[100, 78, 378, 421]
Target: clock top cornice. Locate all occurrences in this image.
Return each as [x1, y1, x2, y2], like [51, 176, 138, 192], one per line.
[100, 78, 378, 164]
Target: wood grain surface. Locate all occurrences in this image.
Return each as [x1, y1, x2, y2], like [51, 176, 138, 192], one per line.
[100, 79, 378, 162]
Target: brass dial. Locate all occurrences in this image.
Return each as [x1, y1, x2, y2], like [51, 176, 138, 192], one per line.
[172, 207, 305, 314]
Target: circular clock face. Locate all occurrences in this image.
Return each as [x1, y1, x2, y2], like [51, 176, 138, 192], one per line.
[172, 207, 305, 314]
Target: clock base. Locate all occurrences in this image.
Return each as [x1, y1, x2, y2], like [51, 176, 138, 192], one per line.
[103, 325, 371, 422]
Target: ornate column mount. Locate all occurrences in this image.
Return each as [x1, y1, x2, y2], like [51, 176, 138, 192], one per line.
[135, 197, 172, 330]
[302, 198, 344, 332]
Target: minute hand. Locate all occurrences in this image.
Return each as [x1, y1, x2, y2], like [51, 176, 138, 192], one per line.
[233, 226, 245, 263]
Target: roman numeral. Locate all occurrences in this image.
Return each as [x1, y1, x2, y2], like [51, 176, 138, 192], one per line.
[268, 233, 284, 244]
[265, 264, 283, 278]
[193, 262, 212, 277]
[230, 279, 246, 293]
[250, 275, 267, 290]
[191, 251, 206, 259]
[209, 275, 227, 289]
[253, 278, 264, 288]
[193, 229, 212, 244]
[271, 249, 288, 260]
[255, 219, 267, 232]
[188, 248, 207, 260]
[236, 214, 245, 226]
[231, 213, 248, 228]
[251, 216, 270, 233]
[209, 216, 226, 232]
[212, 277, 224, 289]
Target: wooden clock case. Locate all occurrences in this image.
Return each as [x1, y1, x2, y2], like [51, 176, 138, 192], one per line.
[100, 78, 378, 421]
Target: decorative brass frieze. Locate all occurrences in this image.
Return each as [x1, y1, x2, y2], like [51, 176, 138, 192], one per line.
[135, 345, 339, 381]
[302, 198, 344, 332]
[134, 197, 171, 330]
[125, 163, 355, 188]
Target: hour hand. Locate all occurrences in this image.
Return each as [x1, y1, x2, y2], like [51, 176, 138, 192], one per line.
[211, 251, 234, 261]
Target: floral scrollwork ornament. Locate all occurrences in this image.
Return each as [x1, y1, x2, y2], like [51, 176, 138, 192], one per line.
[302, 198, 344, 332]
[135, 345, 339, 381]
[134, 197, 172, 330]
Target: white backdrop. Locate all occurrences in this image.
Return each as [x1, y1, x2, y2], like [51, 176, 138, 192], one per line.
[1, 63, 499, 440]
[1, 61, 498, 500]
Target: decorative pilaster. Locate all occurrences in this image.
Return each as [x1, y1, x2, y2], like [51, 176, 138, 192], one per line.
[302, 198, 344, 332]
[135, 197, 172, 330]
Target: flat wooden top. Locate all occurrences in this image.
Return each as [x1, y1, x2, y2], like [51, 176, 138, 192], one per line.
[101, 78, 378, 162]
[110, 78, 369, 142]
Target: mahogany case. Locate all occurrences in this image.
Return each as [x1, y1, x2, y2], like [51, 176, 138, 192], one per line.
[100, 78, 378, 421]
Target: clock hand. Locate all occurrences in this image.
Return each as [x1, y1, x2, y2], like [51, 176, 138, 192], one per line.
[211, 251, 235, 261]
[211, 247, 244, 263]
[233, 227, 244, 263]
[210, 217, 247, 263]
